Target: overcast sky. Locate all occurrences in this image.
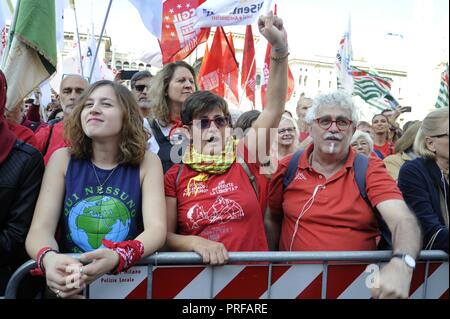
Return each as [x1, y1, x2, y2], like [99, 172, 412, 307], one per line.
[56, 0, 448, 71]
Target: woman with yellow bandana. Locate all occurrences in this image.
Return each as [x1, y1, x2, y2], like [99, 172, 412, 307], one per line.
[164, 11, 289, 265]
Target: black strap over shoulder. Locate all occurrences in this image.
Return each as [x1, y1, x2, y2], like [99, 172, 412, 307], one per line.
[353, 154, 392, 249]
[150, 119, 169, 145]
[237, 156, 259, 200]
[150, 119, 176, 173]
[282, 150, 304, 191]
[43, 124, 55, 156]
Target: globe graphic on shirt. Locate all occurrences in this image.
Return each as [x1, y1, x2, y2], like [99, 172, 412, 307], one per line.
[68, 196, 131, 252]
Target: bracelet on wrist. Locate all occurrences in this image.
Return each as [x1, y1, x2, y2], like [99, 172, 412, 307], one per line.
[270, 52, 290, 62]
[102, 239, 144, 274]
[30, 247, 59, 276]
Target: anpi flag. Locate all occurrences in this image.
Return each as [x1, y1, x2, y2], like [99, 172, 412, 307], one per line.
[241, 25, 256, 107]
[84, 25, 114, 83]
[2, 0, 56, 111]
[159, 0, 210, 64]
[198, 27, 239, 101]
[195, 0, 274, 28]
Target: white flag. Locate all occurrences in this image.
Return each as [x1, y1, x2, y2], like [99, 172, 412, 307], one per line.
[55, 0, 69, 52]
[335, 16, 354, 94]
[195, 0, 273, 29]
[84, 25, 114, 83]
[129, 0, 163, 39]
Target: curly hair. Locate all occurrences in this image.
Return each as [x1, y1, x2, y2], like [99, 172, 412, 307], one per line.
[305, 91, 359, 125]
[64, 80, 149, 166]
[149, 61, 197, 127]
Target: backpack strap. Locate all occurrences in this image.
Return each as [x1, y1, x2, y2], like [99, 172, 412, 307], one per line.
[150, 119, 169, 145]
[354, 153, 392, 249]
[237, 156, 259, 200]
[175, 163, 185, 190]
[373, 149, 384, 160]
[282, 150, 304, 191]
[43, 124, 55, 156]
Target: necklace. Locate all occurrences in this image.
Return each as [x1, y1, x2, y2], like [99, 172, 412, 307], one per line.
[91, 162, 118, 189]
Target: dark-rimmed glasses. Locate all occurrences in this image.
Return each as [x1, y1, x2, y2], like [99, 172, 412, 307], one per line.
[315, 116, 353, 131]
[190, 116, 228, 130]
[278, 127, 296, 135]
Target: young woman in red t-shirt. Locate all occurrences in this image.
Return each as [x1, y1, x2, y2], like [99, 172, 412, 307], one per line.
[372, 114, 395, 159]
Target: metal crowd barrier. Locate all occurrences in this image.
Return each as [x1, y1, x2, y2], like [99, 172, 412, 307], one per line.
[4, 250, 449, 299]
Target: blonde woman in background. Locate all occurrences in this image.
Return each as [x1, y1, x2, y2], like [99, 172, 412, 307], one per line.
[384, 121, 421, 181]
[398, 109, 448, 253]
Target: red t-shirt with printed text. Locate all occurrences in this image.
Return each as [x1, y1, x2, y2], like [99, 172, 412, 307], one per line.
[268, 144, 403, 252]
[165, 144, 269, 252]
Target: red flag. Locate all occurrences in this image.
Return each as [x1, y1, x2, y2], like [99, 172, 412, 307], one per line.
[241, 25, 256, 107]
[159, 0, 210, 64]
[260, 5, 295, 109]
[198, 44, 209, 82]
[198, 27, 239, 100]
[225, 32, 239, 105]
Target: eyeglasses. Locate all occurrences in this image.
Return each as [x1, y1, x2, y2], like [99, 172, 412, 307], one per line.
[134, 84, 150, 92]
[315, 116, 353, 131]
[351, 140, 369, 148]
[278, 127, 296, 135]
[430, 133, 449, 139]
[190, 116, 229, 130]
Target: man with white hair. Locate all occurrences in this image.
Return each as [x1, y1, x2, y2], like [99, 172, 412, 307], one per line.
[267, 91, 422, 299]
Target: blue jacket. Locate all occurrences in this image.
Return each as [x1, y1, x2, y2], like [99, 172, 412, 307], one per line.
[398, 158, 449, 253]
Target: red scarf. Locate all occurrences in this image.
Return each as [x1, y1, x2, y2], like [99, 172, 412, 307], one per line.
[0, 70, 16, 164]
[168, 118, 183, 139]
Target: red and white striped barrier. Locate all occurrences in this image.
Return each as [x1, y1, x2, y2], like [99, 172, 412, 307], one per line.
[89, 262, 449, 299]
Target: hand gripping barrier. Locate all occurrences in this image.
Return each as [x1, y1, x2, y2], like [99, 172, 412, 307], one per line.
[4, 250, 448, 299]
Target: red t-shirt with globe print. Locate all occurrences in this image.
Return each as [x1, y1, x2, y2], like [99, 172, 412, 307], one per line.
[164, 146, 268, 252]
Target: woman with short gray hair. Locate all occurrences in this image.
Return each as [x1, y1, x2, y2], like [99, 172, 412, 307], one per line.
[351, 130, 374, 157]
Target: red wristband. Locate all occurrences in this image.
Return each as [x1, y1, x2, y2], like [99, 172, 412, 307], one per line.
[102, 239, 144, 274]
[30, 247, 59, 276]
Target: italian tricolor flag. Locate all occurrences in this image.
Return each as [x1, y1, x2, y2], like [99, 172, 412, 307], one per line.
[2, 0, 56, 110]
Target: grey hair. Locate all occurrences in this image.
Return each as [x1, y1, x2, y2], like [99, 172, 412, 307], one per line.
[280, 113, 299, 133]
[305, 91, 359, 126]
[351, 130, 374, 152]
[130, 70, 153, 89]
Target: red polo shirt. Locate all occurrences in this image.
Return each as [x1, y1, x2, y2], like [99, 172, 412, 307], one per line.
[268, 144, 403, 252]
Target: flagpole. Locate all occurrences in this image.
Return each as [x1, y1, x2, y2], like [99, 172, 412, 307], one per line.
[89, 0, 113, 83]
[71, 0, 84, 78]
[1, 0, 20, 69]
[238, 56, 256, 108]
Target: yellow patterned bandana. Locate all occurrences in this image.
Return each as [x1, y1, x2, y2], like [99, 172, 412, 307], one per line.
[183, 138, 237, 196]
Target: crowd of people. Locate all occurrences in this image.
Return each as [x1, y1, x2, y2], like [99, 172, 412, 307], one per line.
[0, 12, 448, 299]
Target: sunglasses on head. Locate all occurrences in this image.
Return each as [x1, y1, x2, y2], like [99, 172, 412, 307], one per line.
[190, 116, 229, 130]
[134, 84, 150, 92]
